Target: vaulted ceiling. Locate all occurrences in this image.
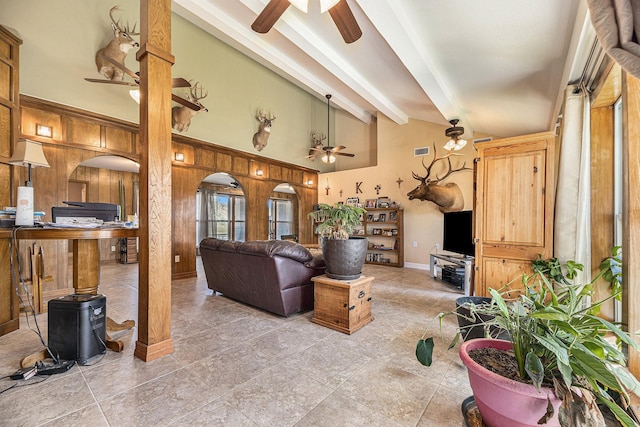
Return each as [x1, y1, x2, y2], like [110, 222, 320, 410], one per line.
[173, 0, 593, 139]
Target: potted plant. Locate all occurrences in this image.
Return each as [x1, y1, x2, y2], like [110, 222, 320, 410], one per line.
[416, 248, 640, 426]
[308, 203, 367, 280]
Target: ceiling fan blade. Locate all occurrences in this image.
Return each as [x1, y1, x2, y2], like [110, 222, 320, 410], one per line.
[172, 77, 191, 88]
[328, 0, 362, 44]
[331, 145, 347, 152]
[172, 93, 200, 111]
[84, 78, 138, 87]
[98, 52, 140, 81]
[251, 0, 290, 33]
[335, 151, 355, 157]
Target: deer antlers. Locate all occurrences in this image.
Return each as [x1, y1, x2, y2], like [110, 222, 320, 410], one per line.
[109, 5, 140, 36]
[412, 143, 471, 184]
[187, 81, 208, 103]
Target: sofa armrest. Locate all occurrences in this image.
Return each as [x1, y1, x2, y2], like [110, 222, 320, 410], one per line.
[304, 255, 325, 269]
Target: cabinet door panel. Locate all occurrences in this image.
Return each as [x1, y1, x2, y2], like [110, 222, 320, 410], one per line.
[483, 151, 546, 246]
[481, 257, 533, 297]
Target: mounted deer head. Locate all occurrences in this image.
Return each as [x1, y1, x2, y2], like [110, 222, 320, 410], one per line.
[252, 110, 276, 151]
[171, 82, 208, 132]
[407, 143, 471, 213]
[95, 6, 140, 81]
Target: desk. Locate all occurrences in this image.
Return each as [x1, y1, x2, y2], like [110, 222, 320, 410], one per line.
[1, 227, 138, 364]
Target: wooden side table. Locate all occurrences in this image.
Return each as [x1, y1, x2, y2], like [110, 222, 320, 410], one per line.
[311, 274, 374, 334]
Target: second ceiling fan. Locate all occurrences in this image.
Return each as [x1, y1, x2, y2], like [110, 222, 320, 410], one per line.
[307, 94, 355, 163]
[251, 0, 362, 44]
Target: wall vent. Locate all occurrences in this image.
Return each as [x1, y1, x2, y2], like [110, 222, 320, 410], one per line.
[473, 137, 492, 143]
[413, 146, 430, 156]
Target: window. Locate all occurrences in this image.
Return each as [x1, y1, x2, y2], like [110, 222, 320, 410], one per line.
[268, 198, 293, 240]
[196, 190, 245, 244]
[613, 96, 623, 322]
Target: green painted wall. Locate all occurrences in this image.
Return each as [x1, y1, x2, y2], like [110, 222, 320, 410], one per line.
[0, 0, 339, 171]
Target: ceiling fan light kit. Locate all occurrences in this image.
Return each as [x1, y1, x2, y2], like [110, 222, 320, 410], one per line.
[443, 119, 467, 151]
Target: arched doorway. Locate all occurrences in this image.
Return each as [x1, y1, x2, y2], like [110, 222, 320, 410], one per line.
[268, 183, 299, 241]
[196, 173, 246, 246]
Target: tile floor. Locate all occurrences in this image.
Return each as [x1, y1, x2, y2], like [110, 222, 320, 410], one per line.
[0, 260, 472, 426]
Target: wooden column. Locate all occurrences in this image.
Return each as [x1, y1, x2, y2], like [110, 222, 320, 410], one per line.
[134, 0, 174, 361]
[622, 72, 640, 377]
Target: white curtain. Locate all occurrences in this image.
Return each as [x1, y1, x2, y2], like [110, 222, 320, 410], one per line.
[554, 84, 591, 286]
[588, 0, 640, 79]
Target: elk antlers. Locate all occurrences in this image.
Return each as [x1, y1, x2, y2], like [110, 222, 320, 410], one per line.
[412, 143, 471, 184]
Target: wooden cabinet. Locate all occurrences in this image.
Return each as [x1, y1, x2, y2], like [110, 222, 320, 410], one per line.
[0, 26, 21, 337]
[361, 208, 403, 267]
[120, 237, 138, 264]
[474, 132, 555, 297]
[311, 274, 374, 334]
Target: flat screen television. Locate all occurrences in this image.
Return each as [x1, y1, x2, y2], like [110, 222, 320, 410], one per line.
[443, 210, 474, 257]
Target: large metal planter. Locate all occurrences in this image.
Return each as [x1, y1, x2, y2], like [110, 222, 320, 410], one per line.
[321, 236, 368, 280]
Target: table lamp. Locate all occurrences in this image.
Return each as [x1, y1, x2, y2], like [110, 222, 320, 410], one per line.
[8, 139, 50, 226]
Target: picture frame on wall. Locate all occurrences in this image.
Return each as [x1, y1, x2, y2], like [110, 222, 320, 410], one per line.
[365, 199, 377, 208]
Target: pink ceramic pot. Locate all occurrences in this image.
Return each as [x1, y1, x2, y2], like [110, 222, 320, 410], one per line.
[459, 338, 562, 427]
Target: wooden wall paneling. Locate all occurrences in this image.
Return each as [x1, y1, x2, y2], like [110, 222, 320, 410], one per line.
[20, 106, 63, 142]
[270, 164, 282, 180]
[195, 146, 215, 168]
[232, 156, 249, 176]
[0, 104, 10, 158]
[216, 152, 232, 170]
[590, 105, 615, 320]
[291, 169, 302, 186]
[66, 117, 101, 148]
[105, 126, 133, 154]
[0, 239, 18, 335]
[622, 72, 640, 377]
[171, 166, 206, 279]
[172, 141, 194, 165]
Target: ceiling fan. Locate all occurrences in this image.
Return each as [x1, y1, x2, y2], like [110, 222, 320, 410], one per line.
[251, 0, 362, 44]
[223, 180, 241, 191]
[307, 94, 355, 163]
[85, 53, 201, 111]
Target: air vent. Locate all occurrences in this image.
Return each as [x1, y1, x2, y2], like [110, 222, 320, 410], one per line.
[414, 146, 430, 156]
[473, 137, 492, 143]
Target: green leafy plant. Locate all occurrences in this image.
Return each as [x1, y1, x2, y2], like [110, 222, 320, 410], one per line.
[416, 249, 640, 426]
[307, 203, 366, 240]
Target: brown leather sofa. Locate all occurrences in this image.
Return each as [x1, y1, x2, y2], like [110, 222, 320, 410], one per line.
[199, 238, 325, 316]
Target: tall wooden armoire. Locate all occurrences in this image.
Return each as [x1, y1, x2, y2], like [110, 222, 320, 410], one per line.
[474, 132, 556, 297]
[0, 25, 22, 336]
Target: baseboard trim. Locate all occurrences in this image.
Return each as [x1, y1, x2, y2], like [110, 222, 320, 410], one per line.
[403, 262, 429, 270]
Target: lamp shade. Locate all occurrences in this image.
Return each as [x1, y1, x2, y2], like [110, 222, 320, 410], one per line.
[9, 139, 50, 168]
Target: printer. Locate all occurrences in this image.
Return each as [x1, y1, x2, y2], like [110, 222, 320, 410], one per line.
[51, 201, 119, 223]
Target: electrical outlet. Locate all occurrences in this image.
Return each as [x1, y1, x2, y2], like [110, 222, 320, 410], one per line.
[174, 255, 180, 263]
[412, 241, 418, 248]
[435, 243, 440, 251]
[111, 245, 116, 252]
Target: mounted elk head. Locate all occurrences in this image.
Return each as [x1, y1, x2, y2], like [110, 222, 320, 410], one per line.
[407, 143, 471, 213]
[252, 110, 276, 151]
[171, 82, 208, 132]
[95, 6, 140, 81]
